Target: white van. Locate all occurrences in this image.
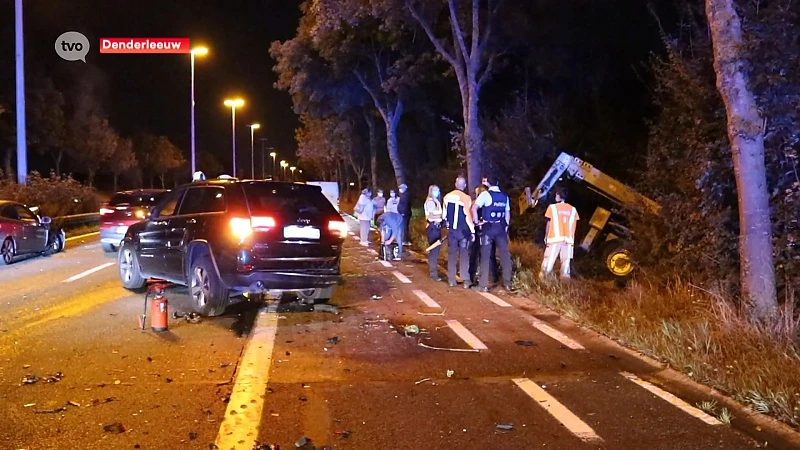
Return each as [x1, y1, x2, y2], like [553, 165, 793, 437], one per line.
[305, 181, 340, 212]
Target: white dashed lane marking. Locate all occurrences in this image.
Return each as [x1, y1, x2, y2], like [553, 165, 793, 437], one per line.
[379, 260, 392, 268]
[62, 262, 115, 283]
[215, 303, 280, 448]
[526, 316, 585, 350]
[478, 291, 512, 307]
[513, 378, 602, 443]
[412, 290, 441, 308]
[392, 271, 412, 284]
[620, 372, 721, 425]
[446, 320, 488, 350]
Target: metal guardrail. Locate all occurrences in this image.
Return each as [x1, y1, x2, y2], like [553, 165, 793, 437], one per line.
[54, 212, 101, 229]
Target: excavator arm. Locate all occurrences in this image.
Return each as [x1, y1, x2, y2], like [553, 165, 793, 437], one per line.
[518, 152, 661, 216]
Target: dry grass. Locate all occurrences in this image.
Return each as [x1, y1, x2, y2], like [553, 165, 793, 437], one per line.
[406, 219, 800, 428]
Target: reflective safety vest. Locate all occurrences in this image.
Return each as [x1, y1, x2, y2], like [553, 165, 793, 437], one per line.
[545, 202, 579, 244]
[484, 190, 509, 223]
[425, 198, 443, 223]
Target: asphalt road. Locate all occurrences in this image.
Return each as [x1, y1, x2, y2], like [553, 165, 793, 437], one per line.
[0, 223, 795, 449]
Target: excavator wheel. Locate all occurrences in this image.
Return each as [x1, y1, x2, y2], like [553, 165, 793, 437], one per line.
[602, 242, 635, 278]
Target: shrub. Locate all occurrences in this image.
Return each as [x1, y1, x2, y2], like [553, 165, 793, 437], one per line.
[0, 171, 99, 219]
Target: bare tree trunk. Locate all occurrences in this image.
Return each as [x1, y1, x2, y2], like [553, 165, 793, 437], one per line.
[465, 75, 484, 191]
[87, 168, 96, 188]
[159, 174, 166, 189]
[706, 0, 778, 320]
[385, 100, 406, 187]
[365, 111, 378, 192]
[52, 150, 64, 177]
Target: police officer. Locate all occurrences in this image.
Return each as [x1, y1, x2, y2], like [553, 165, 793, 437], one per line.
[469, 185, 498, 286]
[472, 176, 512, 292]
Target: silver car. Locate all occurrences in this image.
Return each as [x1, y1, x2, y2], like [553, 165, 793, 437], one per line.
[0, 200, 66, 265]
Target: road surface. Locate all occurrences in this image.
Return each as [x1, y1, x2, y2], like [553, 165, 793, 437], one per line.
[0, 223, 794, 449]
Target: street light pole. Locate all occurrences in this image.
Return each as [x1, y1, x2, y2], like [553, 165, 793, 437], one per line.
[223, 98, 244, 176]
[248, 123, 260, 179]
[290, 166, 296, 182]
[271, 152, 277, 179]
[189, 46, 208, 176]
[15, 0, 27, 185]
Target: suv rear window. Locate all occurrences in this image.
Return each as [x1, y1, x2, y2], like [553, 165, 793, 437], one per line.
[242, 184, 337, 216]
[109, 192, 166, 207]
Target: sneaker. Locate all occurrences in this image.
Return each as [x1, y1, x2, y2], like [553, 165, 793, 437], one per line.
[431, 275, 442, 281]
[449, 282, 457, 288]
[463, 282, 471, 289]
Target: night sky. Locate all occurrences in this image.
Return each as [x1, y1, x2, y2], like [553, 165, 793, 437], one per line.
[0, 0, 302, 173]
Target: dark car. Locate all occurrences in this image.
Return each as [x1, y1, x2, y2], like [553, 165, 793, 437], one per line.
[100, 189, 168, 252]
[117, 178, 348, 316]
[0, 200, 66, 265]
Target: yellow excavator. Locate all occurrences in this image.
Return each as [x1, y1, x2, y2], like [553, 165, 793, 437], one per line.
[518, 152, 661, 278]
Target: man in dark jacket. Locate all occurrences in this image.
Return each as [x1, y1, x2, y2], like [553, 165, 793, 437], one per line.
[398, 183, 412, 245]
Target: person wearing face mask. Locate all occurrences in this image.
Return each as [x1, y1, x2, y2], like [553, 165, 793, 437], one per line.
[424, 184, 444, 281]
[385, 189, 400, 214]
[354, 188, 375, 246]
[372, 189, 386, 226]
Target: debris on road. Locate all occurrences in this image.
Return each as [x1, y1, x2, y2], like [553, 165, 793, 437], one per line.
[313, 304, 339, 314]
[414, 378, 432, 385]
[102, 422, 126, 434]
[252, 442, 280, 450]
[370, 295, 382, 300]
[44, 371, 64, 383]
[334, 429, 352, 438]
[21, 375, 39, 385]
[294, 436, 311, 447]
[418, 342, 480, 353]
[514, 340, 536, 347]
[172, 311, 202, 324]
[496, 423, 514, 431]
[446, 370, 454, 378]
[417, 309, 446, 316]
[326, 336, 340, 345]
[403, 324, 420, 335]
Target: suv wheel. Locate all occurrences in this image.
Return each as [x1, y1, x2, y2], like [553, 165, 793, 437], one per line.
[297, 286, 336, 304]
[118, 245, 147, 289]
[189, 252, 228, 317]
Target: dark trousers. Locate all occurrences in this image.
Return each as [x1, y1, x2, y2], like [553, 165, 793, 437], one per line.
[480, 223, 512, 288]
[402, 214, 411, 242]
[426, 222, 442, 277]
[470, 232, 497, 284]
[447, 228, 471, 285]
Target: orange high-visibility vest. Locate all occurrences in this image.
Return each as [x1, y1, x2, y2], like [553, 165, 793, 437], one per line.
[545, 202, 579, 244]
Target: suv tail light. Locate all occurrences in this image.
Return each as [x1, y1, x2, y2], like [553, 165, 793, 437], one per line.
[230, 216, 277, 240]
[328, 220, 348, 238]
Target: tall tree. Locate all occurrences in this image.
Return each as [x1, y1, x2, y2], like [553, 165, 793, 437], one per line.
[705, 0, 777, 319]
[67, 113, 118, 188]
[133, 133, 159, 188]
[408, 0, 504, 191]
[151, 136, 185, 189]
[107, 137, 137, 192]
[28, 77, 67, 176]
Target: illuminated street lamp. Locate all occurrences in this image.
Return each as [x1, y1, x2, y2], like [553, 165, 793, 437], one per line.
[248, 123, 260, 179]
[290, 166, 296, 181]
[190, 46, 209, 175]
[270, 151, 277, 179]
[223, 98, 244, 176]
[280, 160, 287, 181]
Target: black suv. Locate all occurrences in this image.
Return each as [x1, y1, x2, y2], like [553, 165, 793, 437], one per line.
[117, 178, 347, 316]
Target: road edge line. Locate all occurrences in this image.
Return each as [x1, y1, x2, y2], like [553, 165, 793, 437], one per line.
[215, 303, 279, 449]
[62, 262, 115, 283]
[620, 372, 721, 425]
[526, 315, 585, 350]
[512, 378, 603, 443]
[446, 319, 488, 350]
[66, 231, 100, 242]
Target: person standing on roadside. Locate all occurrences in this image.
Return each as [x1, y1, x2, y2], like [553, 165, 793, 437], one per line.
[373, 189, 386, 226]
[472, 176, 513, 292]
[469, 184, 498, 286]
[354, 188, 374, 246]
[424, 184, 444, 281]
[398, 184, 412, 245]
[539, 187, 579, 279]
[443, 176, 475, 288]
[385, 189, 399, 213]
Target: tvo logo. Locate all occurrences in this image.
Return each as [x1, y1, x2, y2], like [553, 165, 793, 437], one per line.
[55, 31, 90, 62]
